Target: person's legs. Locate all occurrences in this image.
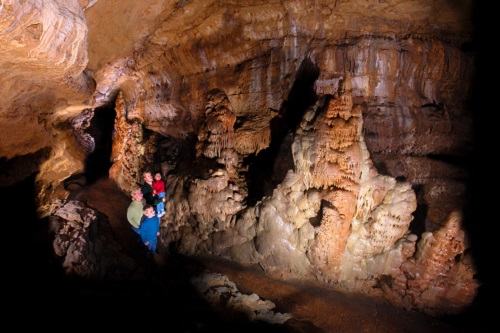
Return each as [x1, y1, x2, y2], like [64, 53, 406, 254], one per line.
[157, 192, 166, 216]
[146, 236, 157, 255]
[156, 201, 164, 216]
[132, 228, 143, 246]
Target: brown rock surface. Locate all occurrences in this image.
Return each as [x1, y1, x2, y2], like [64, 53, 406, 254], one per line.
[1, 0, 493, 328]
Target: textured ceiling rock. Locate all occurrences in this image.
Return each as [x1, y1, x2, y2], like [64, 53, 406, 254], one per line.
[1, 0, 480, 319]
[0, 0, 93, 159]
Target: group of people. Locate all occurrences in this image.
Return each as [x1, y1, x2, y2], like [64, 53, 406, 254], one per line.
[126, 170, 166, 256]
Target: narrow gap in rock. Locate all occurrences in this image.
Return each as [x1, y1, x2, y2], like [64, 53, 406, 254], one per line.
[244, 58, 320, 206]
[84, 106, 116, 184]
[410, 183, 427, 237]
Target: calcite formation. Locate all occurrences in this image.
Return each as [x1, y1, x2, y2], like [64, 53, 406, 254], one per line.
[152, 75, 477, 316]
[191, 270, 294, 324]
[48, 199, 144, 279]
[1, 0, 479, 317]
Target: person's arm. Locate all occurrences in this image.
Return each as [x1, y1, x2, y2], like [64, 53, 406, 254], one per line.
[127, 207, 140, 228]
[139, 222, 146, 239]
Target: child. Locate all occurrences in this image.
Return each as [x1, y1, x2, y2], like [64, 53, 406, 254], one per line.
[139, 204, 160, 255]
[152, 171, 166, 217]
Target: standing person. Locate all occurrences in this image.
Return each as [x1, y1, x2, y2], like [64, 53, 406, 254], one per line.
[126, 186, 145, 235]
[139, 204, 161, 255]
[141, 170, 162, 209]
[152, 171, 166, 217]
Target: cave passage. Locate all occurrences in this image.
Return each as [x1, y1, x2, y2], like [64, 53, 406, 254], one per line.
[84, 106, 116, 184]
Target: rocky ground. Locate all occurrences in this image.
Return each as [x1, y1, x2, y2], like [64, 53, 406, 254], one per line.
[13, 176, 492, 333]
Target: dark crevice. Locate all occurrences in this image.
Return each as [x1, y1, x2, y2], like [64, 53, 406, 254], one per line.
[84, 106, 116, 185]
[427, 153, 469, 168]
[244, 58, 320, 206]
[309, 199, 332, 228]
[409, 184, 427, 237]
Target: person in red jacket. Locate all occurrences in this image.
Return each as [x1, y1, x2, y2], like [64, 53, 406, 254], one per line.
[152, 171, 166, 217]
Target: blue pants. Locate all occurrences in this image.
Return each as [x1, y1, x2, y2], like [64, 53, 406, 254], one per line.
[156, 192, 165, 215]
[146, 237, 157, 253]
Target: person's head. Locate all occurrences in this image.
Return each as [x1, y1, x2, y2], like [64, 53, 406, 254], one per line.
[143, 170, 153, 184]
[131, 186, 143, 202]
[154, 172, 162, 181]
[143, 204, 155, 218]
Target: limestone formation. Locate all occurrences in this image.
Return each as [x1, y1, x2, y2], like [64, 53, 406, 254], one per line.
[48, 199, 144, 279]
[191, 270, 294, 324]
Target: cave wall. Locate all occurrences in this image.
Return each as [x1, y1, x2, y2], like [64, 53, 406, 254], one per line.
[127, 74, 477, 316]
[0, 0, 479, 317]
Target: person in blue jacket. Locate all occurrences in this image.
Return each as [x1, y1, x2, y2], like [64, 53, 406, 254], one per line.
[139, 204, 160, 255]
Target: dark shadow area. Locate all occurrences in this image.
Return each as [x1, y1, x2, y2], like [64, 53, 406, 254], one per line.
[409, 184, 427, 237]
[309, 199, 332, 228]
[243, 58, 320, 206]
[441, 1, 495, 330]
[427, 153, 469, 170]
[3, 173, 60, 282]
[37, 249, 297, 333]
[0, 148, 50, 187]
[156, 134, 197, 175]
[368, 154, 389, 175]
[84, 106, 116, 184]
[23, 175, 299, 332]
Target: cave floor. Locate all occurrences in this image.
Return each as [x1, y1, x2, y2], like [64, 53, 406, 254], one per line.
[51, 177, 485, 333]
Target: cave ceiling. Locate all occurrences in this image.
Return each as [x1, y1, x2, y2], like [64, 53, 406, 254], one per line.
[0, 0, 474, 161]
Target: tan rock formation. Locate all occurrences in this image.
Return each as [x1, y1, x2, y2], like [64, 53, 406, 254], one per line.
[155, 75, 476, 315]
[49, 199, 144, 279]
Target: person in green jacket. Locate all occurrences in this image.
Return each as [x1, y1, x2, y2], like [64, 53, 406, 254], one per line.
[127, 185, 145, 234]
